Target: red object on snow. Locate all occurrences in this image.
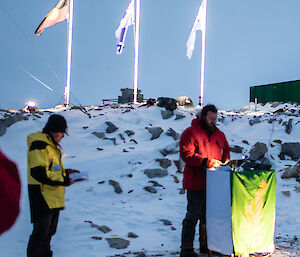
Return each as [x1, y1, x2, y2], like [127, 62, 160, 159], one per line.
[0, 149, 21, 235]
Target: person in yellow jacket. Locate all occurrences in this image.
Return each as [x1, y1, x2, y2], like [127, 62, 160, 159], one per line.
[27, 114, 78, 257]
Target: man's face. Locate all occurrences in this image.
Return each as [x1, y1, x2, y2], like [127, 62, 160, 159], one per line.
[50, 132, 65, 143]
[205, 111, 217, 127]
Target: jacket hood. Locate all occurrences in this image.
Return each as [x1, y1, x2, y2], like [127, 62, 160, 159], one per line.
[27, 131, 55, 148]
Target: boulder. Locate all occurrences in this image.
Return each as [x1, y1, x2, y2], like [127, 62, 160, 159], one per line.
[249, 142, 268, 161]
[166, 128, 180, 141]
[160, 141, 180, 156]
[176, 96, 194, 108]
[161, 110, 174, 119]
[106, 238, 130, 249]
[146, 127, 163, 140]
[280, 142, 300, 160]
[157, 97, 177, 111]
[144, 169, 168, 178]
[155, 158, 172, 169]
[108, 180, 122, 194]
[105, 121, 118, 133]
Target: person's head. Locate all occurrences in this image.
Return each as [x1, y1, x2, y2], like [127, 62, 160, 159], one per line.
[197, 104, 218, 128]
[43, 114, 68, 143]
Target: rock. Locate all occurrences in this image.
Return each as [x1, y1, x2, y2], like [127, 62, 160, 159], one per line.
[91, 236, 103, 240]
[159, 219, 172, 226]
[85, 221, 111, 233]
[282, 191, 291, 197]
[146, 98, 156, 106]
[175, 114, 185, 120]
[160, 141, 180, 156]
[230, 145, 243, 153]
[174, 159, 184, 173]
[249, 116, 261, 126]
[157, 97, 177, 111]
[119, 133, 126, 141]
[103, 137, 117, 145]
[128, 232, 139, 238]
[249, 142, 268, 161]
[161, 110, 174, 119]
[280, 142, 300, 160]
[106, 238, 130, 249]
[144, 169, 168, 178]
[281, 162, 300, 179]
[92, 132, 105, 139]
[105, 121, 118, 133]
[155, 158, 172, 169]
[166, 128, 180, 141]
[148, 180, 164, 187]
[285, 118, 293, 134]
[146, 127, 163, 140]
[171, 175, 180, 183]
[109, 180, 122, 194]
[273, 139, 282, 144]
[176, 96, 194, 107]
[143, 186, 157, 193]
[136, 253, 146, 257]
[295, 187, 300, 192]
[124, 130, 135, 136]
[242, 140, 249, 145]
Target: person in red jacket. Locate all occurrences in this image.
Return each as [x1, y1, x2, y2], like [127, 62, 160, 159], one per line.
[0, 149, 21, 235]
[179, 104, 230, 257]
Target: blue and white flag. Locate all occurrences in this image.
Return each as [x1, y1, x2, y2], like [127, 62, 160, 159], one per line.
[115, 0, 135, 54]
[186, 0, 206, 59]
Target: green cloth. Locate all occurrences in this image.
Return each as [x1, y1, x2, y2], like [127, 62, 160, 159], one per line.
[232, 170, 276, 255]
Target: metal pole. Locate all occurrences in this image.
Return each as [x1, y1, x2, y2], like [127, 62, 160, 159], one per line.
[199, 0, 207, 106]
[64, 0, 74, 106]
[133, 0, 140, 104]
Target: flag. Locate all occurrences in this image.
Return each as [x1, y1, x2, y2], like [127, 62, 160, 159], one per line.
[35, 0, 69, 36]
[186, 1, 206, 59]
[231, 170, 276, 255]
[115, 0, 135, 54]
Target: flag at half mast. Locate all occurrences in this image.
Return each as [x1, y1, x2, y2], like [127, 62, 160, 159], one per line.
[115, 0, 135, 54]
[186, 0, 206, 59]
[35, 0, 69, 36]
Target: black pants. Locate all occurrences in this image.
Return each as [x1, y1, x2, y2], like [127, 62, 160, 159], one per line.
[27, 210, 59, 257]
[181, 190, 207, 250]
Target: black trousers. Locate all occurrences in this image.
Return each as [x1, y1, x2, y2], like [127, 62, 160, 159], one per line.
[27, 210, 59, 257]
[181, 190, 207, 250]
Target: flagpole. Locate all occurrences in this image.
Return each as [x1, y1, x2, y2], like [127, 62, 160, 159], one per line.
[199, 0, 207, 106]
[64, 0, 74, 106]
[133, 0, 140, 104]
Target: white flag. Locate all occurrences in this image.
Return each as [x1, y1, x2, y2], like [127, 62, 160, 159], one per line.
[186, 1, 206, 59]
[115, 0, 135, 55]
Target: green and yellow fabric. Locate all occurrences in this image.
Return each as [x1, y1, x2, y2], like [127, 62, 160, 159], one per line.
[206, 167, 276, 256]
[232, 170, 276, 255]
[27, 131, 69, 222]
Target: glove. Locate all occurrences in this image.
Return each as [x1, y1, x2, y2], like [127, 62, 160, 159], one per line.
[206, 159, 222, 169]
[65, 168, 80, 174]
[222, 159, 230, 165]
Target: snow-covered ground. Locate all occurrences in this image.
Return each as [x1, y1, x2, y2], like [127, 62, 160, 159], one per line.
[0, 102, 299, 257]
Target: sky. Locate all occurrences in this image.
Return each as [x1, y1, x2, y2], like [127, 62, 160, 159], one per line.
[1, 0, 300, 110]
[0, 103, 300, 256]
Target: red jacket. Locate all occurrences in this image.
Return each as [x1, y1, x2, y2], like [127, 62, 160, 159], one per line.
[180, 118, 230, 191]
[0, 149, 21, 235]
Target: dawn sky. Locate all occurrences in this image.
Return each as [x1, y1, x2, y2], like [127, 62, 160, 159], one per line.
[1, 0, 300, 110]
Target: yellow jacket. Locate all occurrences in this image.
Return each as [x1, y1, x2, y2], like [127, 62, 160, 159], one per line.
[27, 131, 69, 222]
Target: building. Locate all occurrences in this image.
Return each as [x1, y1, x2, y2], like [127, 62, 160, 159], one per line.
[250, 80, 300, 104]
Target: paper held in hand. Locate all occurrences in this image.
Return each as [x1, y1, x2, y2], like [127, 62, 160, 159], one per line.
[69, 171, 88, 182]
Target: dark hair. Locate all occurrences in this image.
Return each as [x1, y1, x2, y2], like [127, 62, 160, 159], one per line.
[43, 114, 67, 134]
[200, 104, 218, 120]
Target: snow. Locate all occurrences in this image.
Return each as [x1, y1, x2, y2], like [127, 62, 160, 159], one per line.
[0, 102, 300, 256]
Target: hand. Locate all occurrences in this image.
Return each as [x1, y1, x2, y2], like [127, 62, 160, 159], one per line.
[206, 159, 222, 169]
[65, 168, 80, 174]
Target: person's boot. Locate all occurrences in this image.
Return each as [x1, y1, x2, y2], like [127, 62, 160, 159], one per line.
[199, 223, 209, 254]
[180, 248, 198, 257]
